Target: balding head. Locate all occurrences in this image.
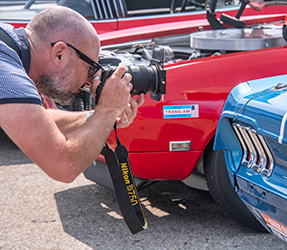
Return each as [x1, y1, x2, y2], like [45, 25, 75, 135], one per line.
[26, 6, 98, 49]
[25, 6, 101, 104]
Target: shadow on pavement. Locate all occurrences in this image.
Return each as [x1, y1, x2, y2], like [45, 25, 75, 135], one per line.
[54, 181, 255, 249]
[0, 127, 32, 166]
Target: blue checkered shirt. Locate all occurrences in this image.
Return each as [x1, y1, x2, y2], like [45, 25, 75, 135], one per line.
[0, 22, 42, 105]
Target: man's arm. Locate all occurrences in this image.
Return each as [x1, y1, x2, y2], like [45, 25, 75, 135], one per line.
[46, 92, 145, 134]
[0, 102, 117, 183]
[0, 65, 144, 183]
[46, 108, 89, 134]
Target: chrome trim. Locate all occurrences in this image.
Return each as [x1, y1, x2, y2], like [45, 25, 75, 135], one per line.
[90, 0, 98, 19]
[232, 123, 274, 177]
[112, 0, 120, 18]
[232, 124, 249, 166]
[258, 134, 274, 177]
[238, 126, 257, 168]
[91, 0, 126, 20]
[279, 111, 287, 144]
[100, 0, 109, 19]
[117, 0, 127, 18]
[169, 141, 191, 152]
[247, 130, 267, 172]
[101, 39, 152, 50]
[95, 0, 103, 19]
[106, 0, 114, 18]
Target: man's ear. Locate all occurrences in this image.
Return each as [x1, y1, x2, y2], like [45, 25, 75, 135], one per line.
[51, 42, 69, 66]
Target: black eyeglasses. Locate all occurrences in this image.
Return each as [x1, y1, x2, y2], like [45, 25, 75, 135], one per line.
[51, 42, 102, 78]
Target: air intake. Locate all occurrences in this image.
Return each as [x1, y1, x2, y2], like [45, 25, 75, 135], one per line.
[91, 0, 127, 19]
[232, 123, 274, 177]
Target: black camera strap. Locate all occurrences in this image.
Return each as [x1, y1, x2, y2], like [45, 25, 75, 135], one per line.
[95, 73, 147, 234]
[101, 126, 147, 234]
[0, 28, 21, 58]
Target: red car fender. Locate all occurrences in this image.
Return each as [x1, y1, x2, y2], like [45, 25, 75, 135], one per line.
[108, 46, 287, 180]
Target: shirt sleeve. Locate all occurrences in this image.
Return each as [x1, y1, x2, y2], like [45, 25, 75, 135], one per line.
[0, 42, 42, 106]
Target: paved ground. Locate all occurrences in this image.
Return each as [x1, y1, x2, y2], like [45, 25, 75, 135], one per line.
[0, 133, 286, 250]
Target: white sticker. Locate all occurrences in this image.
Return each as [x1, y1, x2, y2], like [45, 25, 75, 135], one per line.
[163, 105, 199, 119]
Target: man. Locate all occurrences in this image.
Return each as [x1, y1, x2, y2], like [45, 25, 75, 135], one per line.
[0, 6, 145, 183]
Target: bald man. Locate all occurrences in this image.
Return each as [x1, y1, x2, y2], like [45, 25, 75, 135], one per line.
[0, 6, 145, 183]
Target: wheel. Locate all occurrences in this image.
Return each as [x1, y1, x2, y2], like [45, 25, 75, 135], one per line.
[204, 139, 267, 232]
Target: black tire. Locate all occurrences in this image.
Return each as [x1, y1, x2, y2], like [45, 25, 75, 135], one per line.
[204, 140, 267, 232]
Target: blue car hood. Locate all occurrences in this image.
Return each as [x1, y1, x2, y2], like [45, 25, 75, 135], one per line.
[216, 74, 287, 149]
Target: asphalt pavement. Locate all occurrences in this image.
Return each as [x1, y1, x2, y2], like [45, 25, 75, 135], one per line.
[0, 133, 286, 250]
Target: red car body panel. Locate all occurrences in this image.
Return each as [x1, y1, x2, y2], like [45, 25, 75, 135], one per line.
[99, 13, 287, 45]
[4, 5, 287, 34]
[101, 44, 287, 180]
[116, 6, 287, 31]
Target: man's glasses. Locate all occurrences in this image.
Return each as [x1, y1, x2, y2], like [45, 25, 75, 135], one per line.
[51, 42, 102, 78]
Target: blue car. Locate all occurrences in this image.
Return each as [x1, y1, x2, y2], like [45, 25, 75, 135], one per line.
[214, 73, 287, 244]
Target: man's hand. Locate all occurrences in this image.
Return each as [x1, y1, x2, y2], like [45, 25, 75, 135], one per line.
[91, 63, 145, 128]
[117, 93, 145, 128]
[92, 63, 132, 115]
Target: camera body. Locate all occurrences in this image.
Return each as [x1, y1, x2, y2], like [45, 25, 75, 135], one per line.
[98, 46, 166, 101]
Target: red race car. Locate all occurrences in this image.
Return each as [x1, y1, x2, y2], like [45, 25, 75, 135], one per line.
[3, 0, 287, 232]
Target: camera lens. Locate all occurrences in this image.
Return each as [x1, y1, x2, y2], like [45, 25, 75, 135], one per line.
[100, 60, 166, 101]
[125, 65, 158, 96]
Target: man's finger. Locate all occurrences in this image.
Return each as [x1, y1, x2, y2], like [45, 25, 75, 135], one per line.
[136, 93, 145, 107]
[112, 63, 127, 78]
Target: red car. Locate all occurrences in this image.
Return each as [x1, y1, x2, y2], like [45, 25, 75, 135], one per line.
[0, 0, 238, 32]
[3, 0, 287, 232]
[1, 0, 284, 33]
[84, 3, 287, 232]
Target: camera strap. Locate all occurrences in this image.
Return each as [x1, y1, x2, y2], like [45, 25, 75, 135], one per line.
[101, 126, 147, 234]
[0, 28, 21, 58]
[95, 74, 147, 235]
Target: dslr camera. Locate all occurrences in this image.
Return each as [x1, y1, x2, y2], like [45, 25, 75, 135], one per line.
[99, 58, 166, 101]
[56, 45, 168, 111]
